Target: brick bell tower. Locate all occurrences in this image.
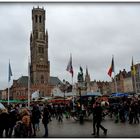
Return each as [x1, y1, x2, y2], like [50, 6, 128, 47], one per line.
[30, 7, 50, 85]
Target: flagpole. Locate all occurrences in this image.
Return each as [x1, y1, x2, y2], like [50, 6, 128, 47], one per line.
[28, 57, 31, 108]
[114, 71, 118, 93]
[131, 57, 137, 94]
[8, 81, 10, 105]
[134, 74, 137, 93]
[113, 55, 118, 93]
[133, 58, 137, 94]
[8, 60, 10, 105]
[8, 59, 12, 105]
[72, 76, 73, 85]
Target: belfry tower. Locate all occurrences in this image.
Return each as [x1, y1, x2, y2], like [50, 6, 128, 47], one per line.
[30, 7, 50, 85]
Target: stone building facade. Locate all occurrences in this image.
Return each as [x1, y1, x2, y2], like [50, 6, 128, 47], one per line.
[123, 72, 133, 93]
[132, 63, 140, 93]
[111, 69, 133, 93]
[30, 7, 50, 85]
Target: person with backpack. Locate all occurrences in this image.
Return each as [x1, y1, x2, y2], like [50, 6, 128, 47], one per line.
[14, 120, 26, 138]
[14, 108, 31, 138]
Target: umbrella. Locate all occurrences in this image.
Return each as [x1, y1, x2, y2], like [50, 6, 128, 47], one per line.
[0, 103, 6, 109]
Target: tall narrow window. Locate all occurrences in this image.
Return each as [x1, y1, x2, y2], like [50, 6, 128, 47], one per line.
[39, 15, 42, 23]
[35, 15, 38, 23]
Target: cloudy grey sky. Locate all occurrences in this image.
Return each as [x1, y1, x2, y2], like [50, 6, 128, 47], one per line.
[0, 3, 140, 89]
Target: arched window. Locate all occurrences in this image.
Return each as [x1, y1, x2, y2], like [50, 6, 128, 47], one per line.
[39, 15, 42, 23]
[35, 15, 38, 23]
[41, 75, 44, 83]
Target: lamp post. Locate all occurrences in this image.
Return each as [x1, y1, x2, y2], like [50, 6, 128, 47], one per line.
[63, 79, 67, 107]
[78, 82, 87, 124]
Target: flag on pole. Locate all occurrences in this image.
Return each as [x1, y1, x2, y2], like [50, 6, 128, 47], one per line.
[138, 64, 140, 77]
[131, 57, 136, 76]
[66, 54, 74, 77]
[28, 57, 31, 108]
[108, 57, 114, 77]
[8, 61, 13, 82]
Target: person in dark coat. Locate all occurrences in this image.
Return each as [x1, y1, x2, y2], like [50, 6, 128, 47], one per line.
[129, 102, 135, 124]
[134, 102, 139, 124]
[31, 105, 41, 136]
[92, 103, 97, 135]
[93, 102, 107, 137]
[8, 108, 18, 137]
[42, 106, 50, 137]
[0, 109, 10, 138]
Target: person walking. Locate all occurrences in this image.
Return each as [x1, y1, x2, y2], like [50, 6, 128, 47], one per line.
[134, 102, 139, 124]
[92, 102, 97, 135]
[42, 106, 50, 137]
[31, 105, 41, 136]
[93, 102, 107, 137]
[0, 109, 10, 138]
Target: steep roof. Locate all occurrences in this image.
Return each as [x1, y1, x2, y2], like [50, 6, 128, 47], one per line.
[48, 76, 62, 86]
[17, 76, 28, 87]
[16, 76, 62, 87]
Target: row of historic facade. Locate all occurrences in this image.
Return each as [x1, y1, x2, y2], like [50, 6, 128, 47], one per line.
[0, 64, 140, 100]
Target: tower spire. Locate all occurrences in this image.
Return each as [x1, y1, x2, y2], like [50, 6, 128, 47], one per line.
[85, 66, 90, 83]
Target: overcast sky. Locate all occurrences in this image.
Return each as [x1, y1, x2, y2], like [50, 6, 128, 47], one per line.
[0, 3, 140, 89]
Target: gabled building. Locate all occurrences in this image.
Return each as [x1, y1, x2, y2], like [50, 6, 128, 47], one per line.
[111, 69, 133, 93]
[3, 75, 62, 100]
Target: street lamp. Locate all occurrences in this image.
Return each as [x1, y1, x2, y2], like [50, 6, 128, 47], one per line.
[77, 71, 85, 124]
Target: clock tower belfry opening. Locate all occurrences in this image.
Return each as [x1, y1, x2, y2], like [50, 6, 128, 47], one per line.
[30, 7, 50, 85]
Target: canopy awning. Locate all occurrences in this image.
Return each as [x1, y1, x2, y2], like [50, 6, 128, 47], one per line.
[82, 92, 102, 97]
[111, 93, 128, 97]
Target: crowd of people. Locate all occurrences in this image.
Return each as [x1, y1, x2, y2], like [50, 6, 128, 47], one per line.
[0, 102, 74, 138]
[108, 96, 140, 124]
[0, 103, 49, 138]
[0, 94, 140, 138]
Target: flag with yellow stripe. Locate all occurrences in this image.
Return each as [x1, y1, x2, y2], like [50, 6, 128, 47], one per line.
[131, 57, 136, 76]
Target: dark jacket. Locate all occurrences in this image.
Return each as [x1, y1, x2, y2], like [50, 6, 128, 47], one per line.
[93, 105, 103, 121]
[9, 109, 17, 127]
[31, 108, 41, 124]
[0, 112, 10, 129]
[42, 107, 49, 125]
